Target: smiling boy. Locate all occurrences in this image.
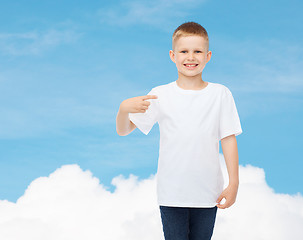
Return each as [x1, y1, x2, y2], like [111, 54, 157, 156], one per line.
[116, 21, 242, 240]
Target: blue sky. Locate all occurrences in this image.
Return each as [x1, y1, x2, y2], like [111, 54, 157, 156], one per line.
[0, 0, 302, 202]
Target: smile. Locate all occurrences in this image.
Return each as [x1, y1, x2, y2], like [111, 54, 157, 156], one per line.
[184, 64, 198, 69]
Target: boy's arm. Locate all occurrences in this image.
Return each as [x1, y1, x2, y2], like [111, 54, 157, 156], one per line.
[116, 107, 136, 136]
[221, 134, 239, 186]
[216, 134, 239, 209]
[116, 94, 158, 136]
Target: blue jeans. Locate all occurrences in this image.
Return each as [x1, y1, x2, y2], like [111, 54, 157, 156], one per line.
[159, 205, 218, 240]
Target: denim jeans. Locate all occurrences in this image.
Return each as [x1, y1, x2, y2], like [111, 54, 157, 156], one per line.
[159, 205, 218, 240]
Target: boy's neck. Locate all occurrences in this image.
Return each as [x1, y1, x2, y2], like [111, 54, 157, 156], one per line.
[176, 75, 207, 90]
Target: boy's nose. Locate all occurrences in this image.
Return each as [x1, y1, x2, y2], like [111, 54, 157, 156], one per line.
[187, 52, 194, 59]
[187, 55, 194, 60]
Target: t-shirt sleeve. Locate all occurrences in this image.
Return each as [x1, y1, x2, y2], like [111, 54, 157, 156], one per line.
[219, 86, 243, 140]
[128, 88, 159, 135]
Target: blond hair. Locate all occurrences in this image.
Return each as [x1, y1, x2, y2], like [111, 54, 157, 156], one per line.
[172, 21, 209, 51]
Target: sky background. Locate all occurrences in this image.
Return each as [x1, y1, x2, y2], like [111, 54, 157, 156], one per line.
[0, 0, 302, 207]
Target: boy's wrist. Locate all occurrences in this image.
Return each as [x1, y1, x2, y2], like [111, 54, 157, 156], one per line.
[229, 180, 239, 186]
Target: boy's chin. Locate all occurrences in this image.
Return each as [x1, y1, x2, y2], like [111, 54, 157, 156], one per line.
[178, 72, 202, 78]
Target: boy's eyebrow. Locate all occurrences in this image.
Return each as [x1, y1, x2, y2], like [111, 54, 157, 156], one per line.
[179, 48, 204, 51]
[178, 47, 204, 50]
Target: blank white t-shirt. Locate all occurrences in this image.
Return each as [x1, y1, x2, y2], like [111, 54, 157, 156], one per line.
[128, 81, 242, 207]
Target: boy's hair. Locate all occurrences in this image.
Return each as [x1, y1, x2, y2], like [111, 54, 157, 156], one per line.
[172, 21, 209, 52]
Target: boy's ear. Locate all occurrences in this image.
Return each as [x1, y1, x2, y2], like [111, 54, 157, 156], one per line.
[206, 50, 212, 63]
[169, 50, 176, 63]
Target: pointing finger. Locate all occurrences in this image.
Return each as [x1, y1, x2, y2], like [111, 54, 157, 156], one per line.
[142, 95, 158, 100]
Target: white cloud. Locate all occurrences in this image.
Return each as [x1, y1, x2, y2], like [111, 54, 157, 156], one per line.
[0, 164, 162, 240]
[0, 155, 302, 240]
[0, 69, 137, 139]
[97, 0, 206, 30]
[0, 29, 79, 56]
[208, 37, 303, 120]
[0, 96, 108, 139]
[211, 37, 303, 94]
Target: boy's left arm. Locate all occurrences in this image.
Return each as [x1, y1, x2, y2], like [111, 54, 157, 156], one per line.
[216, 134, 239, 209]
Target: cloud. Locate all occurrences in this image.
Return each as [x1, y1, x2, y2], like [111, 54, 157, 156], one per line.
[0, 68, 138, 139]
[97, 0, 206, 30]
[211, 37, 303, 94]
[0, 155, 302, 240]
[0, 96, 108, 139]
[0, 29, 80, 56]
[208, 37, 303, 120]
[0, 164, 162, 240]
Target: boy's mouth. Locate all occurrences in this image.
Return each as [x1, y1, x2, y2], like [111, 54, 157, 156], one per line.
[184, 64, 198, 69]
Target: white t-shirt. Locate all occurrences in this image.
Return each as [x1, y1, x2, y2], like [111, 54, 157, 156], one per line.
[128, 80, 242, 208]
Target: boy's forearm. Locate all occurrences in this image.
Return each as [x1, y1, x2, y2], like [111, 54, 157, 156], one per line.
[221, 135, 239, 186]
[116, 107, 134, 136]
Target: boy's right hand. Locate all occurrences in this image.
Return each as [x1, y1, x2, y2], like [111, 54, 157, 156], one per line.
[120, 95, 158, 114]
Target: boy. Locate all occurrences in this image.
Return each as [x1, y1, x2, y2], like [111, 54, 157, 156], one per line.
[116, 21, 242, 240]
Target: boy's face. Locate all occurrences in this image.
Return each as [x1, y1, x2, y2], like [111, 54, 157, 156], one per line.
[169, 35, 211, 79]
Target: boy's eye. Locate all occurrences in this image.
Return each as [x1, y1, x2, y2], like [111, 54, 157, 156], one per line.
[180, 51, 202, 53]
